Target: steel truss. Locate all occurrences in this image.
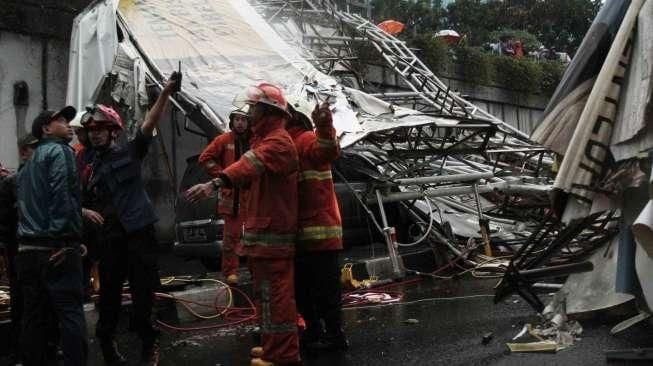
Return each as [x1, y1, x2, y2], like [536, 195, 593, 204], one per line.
[248, 0, 596, 287]
[250, 0, 530, 140]
[345, 120, 549, 181]
[494, 211, 619, 312]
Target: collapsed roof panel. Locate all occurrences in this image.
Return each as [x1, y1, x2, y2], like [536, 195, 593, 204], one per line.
[117, 0, 315, 131]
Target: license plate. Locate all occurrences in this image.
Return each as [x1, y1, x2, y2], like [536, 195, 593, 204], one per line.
[183, 227, 207, 242]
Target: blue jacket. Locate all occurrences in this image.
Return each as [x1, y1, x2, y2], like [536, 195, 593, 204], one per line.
[17, 137, 82, 245]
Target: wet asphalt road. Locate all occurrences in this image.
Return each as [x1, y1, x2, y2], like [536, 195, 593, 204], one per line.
[3, 251, 653, 365]
[87, 268, 653, 366]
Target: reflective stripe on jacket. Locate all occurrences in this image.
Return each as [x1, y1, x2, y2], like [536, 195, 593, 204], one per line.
[222, 116, 299, 259]
[198, 131, 249, 217]
[288, 125, 342, 251]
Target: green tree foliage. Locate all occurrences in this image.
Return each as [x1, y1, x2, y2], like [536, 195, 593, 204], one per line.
[528, 0, 601, 54]
[368, 1, 573, 96]
[446, 0, 601, 53]
[539, 60, 566, 95]
[409, 41, 566, 95]
[492, 56, 543, 92]
[372, 0, 445, 38]
[455, 46, 493, 84]
[411, 35, 450, 73]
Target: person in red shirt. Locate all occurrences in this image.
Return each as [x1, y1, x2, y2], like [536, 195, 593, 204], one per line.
[197, 107, 251, 285]
[186, 83, 301, 366]
[285, 96, 347, 351]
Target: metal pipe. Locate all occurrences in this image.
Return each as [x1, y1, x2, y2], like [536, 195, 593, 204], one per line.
[375, 190, 404, 278]
[531, 283, 564, 290]
[400, 202, 478, 267]
[472, 183, 484, 220]
[368, 182, 551, 204]
[392, 172, 493, 186]
[302, 35, 368, 42]
[518, 261, 594, 280]
[434, 197, 518, 226]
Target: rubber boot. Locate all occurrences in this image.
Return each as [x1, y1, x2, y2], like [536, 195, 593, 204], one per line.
[251, 358, 275, 366]
[250, 346, 264, 358]
[227, 274, 239, 285]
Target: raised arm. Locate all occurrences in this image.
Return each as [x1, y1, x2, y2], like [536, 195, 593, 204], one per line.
[141, 72, 180, 137]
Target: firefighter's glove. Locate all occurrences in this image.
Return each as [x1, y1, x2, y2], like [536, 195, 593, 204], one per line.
[185, 178, 221, 203]
[312, 101, 333, 128]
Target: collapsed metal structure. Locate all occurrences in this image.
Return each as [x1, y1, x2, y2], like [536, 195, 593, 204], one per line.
[0, 1, 618, 321]
[250, 0, 617, 310]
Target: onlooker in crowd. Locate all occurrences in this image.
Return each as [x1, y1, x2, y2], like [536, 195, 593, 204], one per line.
[513, 40, 524, 58]
[70, 113, 99, 298]
[0, 134, 39, 366]
[500, 37, 515, 56]
[546, 47, 559, 61]
[15, 107, 88, 366]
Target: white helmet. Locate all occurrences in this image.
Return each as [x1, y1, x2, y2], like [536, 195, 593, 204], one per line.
[287, 95, 315, 123]
[69, 111, 85, 128]
[228, 105, 250, 128]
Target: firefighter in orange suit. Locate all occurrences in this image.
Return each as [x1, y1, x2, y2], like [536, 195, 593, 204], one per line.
[286, 96, 348, 351]
[186, 83, 300, 366]
[198, 107, 251, 285]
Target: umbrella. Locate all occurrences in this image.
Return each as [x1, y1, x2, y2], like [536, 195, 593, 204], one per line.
[434, 29, 461, 44]
[377, 20, 405, 36]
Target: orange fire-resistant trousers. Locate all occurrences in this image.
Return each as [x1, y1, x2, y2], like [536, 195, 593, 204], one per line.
[251, 257, 300, 364]
[221, 215, 242, 277]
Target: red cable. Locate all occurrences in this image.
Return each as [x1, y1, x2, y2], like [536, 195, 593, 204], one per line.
[152, 283, 258, 332]
[430, 248, 472, 275]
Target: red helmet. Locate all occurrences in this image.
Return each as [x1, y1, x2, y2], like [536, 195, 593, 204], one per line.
[244, 82, 289, 114]
[81, 104, 124, 130]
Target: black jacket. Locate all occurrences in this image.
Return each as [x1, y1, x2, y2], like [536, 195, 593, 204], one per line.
[0, 174, 17, 245]
[85, 129, 157, 235]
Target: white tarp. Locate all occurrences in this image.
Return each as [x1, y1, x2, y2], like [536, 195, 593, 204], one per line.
[610, 0, 653, 161]
[90, 0, 480, 149]
[553, 0, 643, 213]
[562, 238, 634, 314]
[66, 0, 119, 110]
[117, 0, 362, 134]
[633, 168, 653, 257]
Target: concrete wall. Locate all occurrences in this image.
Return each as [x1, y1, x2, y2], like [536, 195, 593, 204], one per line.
[0, 32, 69, 171]
[0, 0, 91, 170]
[438, 74, 547, 134]
[364, 63, 548, 134]
[0, 2, 209, 244]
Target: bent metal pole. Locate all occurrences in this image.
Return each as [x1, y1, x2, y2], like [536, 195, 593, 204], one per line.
[368, 182, 551, 205]
[375, 189, 404, 278]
